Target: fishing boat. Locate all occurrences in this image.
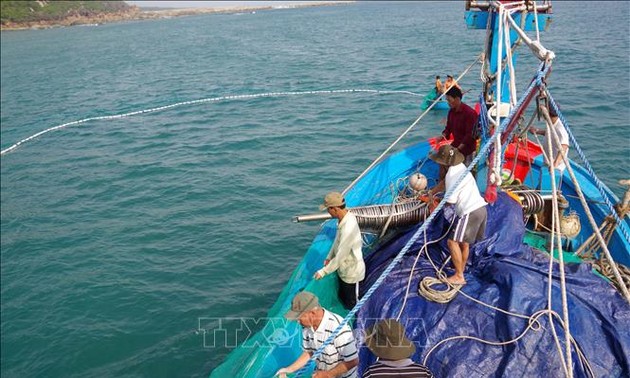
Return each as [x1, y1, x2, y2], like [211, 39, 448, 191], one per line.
[420, 88, 449, 111]
[210, 1, 630, 377]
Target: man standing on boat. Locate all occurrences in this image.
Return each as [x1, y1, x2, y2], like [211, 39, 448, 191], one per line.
[276, 291, 359, 378]
[435, 75, 444, 95]
[428, 145, 487, 286]
[529, 106, 570, 172]
[314, 192, 365, 310]
[440, 86, 478, 167]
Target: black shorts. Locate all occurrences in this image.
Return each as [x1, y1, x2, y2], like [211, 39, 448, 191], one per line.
[449, 206, 487, 244]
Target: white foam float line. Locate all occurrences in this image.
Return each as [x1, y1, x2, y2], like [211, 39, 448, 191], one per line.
[0, 89, 424, 157]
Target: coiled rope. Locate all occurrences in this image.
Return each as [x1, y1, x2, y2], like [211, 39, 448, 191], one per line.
[293, 61, 549, 378]
[0, 89, 424, 157]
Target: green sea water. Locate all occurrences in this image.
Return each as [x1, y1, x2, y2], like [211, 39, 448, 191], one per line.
[1, 2, 629, 377]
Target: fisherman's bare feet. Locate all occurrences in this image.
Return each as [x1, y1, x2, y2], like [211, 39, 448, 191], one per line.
[446, 275, 466, 286]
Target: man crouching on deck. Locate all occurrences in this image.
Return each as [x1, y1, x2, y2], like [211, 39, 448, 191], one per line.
[428, 144, 487, 285]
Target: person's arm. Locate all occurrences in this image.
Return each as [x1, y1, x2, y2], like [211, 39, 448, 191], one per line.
[318, 225, 353, 277]
[315, 231, 340, 279]
[275, 351, 311, 377]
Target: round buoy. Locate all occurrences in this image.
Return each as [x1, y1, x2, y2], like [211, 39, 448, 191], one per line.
[409, 173, 428, 191]
[560, 211, 581, 239]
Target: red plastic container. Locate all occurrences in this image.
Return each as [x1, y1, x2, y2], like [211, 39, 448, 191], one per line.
[503, 140, 543, 183]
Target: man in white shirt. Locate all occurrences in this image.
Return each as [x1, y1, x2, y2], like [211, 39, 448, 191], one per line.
[314, 192, 365, 309]
[428, 145, 487, 285]
[529, 107, 570, 172]
[276, 291, 359, 378]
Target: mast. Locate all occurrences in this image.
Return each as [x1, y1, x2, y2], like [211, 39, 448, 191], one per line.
[466, 0, 553, 111]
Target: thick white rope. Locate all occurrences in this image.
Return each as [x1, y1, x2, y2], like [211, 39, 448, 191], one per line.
[504, 4, 555, 61]
[491, 5, 505, 187]
[342, 55, 483, 196]
[540, 105, 630, 302]
[544, 117, 574, 378]
[533, 0, 541, 43]
[0, 89, 424, 157]
[503, 10, 518, 107]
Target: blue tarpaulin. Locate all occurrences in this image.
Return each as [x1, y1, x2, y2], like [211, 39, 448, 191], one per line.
[357, 193, 630, 377]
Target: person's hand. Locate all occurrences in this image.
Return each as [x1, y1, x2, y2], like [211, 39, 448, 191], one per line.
[528, 127, 538, 135]
[313, 271, 323, 280]
[275, 367, 290, 377]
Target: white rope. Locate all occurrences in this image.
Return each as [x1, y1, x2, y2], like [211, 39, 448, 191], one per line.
[491, 5, 505, 187]
[503, 10, 518, 107]
[0, 89, 425, 157]
[544, 116, 574, 378]
[540, 103, 630, 302]
[503, 4, 555, 62]
[342, 54, 483, 196]
[533, 0, 541, 43]
[414, 222, 462, 306]
[422, 308, 595, 377]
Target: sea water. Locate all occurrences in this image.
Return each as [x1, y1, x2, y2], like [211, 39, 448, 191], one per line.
[1, 2, 628, 377]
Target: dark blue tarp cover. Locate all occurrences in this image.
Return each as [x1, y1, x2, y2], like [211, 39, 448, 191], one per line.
[357, 193, 630, 377]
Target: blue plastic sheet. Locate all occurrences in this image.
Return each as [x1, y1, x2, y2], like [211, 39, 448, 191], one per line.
[357, 193, 630, 377]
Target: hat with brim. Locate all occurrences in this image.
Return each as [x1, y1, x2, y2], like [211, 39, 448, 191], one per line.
[285, 291, 319, 320]
[319, 191, 345, 211]
[365, 319, 416, 360]
[429, 144, 465, 167]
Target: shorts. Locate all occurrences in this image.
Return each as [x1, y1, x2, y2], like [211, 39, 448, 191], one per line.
[449, 206, 487, 244]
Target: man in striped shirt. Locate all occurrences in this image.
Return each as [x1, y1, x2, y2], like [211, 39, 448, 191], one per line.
[363, 319, 434, 378]
[276, 291, 359, 378]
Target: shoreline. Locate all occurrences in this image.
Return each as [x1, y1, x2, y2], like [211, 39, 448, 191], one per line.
[0, 2, 354, 31]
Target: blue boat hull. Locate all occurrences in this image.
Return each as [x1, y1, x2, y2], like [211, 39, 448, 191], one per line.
[210, 138, 630, 377]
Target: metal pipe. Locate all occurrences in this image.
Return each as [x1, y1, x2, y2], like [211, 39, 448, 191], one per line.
[292, 213, 332, 223]
[293, 201, 429, 232]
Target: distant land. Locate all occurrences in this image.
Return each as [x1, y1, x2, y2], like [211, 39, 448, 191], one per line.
[0, 1, 354, 31]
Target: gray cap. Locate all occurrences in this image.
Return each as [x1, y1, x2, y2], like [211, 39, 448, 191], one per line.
[285, 291, 319, 320]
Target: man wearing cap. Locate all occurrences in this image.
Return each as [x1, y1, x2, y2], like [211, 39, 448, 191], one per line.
[363, 319, 434, 377]
[313, 192, 365, 310]
[440, 86, 478, 168]
[428, 144, 487, 285]
[276, 291, 359, 378]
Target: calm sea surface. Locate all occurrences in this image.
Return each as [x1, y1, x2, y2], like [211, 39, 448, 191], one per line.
[1, 2, 628, 377]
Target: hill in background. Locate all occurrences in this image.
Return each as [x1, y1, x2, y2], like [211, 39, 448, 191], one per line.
[1, 1, 138, 29]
